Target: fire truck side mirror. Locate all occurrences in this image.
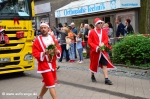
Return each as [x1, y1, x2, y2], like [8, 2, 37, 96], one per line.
[31, 0, 35, 17]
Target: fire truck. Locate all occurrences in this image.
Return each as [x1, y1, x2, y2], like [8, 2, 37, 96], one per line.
[0, 0, 35, 74]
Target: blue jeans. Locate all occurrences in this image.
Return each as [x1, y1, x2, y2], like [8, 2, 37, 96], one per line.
[59, 44, 69, 62]
[74, 43, 77, 58]
[69, 43, 75, 60]
[77, 48, 83, 61]
[63, 51, 66, 58]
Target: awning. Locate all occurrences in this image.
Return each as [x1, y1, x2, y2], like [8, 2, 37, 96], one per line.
[55, 0, 141, 18]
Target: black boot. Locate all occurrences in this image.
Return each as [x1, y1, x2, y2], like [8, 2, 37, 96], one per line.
[105, 79, 113, 85]
[91, 75, 96, 82]
[57, 66, 60, 70]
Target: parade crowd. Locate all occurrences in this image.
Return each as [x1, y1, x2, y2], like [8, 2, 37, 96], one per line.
[34, 17, 134, 64]
[33, 17, 134, 99]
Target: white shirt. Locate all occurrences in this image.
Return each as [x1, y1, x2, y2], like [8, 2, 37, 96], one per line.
[42, 35, 54, 47]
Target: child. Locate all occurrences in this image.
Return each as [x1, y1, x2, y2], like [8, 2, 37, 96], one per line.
[76, 33, 84, 63]
[103, 23, 110, 35]
[67, 26, 75, 62]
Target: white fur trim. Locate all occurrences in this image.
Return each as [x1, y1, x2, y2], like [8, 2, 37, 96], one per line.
[101, 53, 115, 68]
[89, 69, 97, 73]
[95, 20, 104, 25]
[37, 69, 51, 73]
[40, 23, 49, 28]
[48, 63, 54, 71]
[0, 29, 4, 32]
[40, 52, 45, 61]
[96, 46, 99, 52]
[46, 85, 55, 88]
[38, 36, 54, 71]
[56, 50, 61, 59]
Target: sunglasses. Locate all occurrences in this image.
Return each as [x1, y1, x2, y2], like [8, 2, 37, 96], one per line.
[97, 22, 103, 24]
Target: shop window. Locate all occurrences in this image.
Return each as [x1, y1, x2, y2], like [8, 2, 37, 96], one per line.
[105, 17, 110, 23]
[83, 20, 88, 24]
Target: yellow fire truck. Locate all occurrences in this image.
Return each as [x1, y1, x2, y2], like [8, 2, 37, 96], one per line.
[0, 0, 35, 74]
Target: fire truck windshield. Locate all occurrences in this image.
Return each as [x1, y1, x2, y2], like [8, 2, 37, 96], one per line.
[0, 0, 31, 17]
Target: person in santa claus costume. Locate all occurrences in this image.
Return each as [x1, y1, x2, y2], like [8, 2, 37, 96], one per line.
[88, 18, 116, 85]
[32, 23, 61, 99]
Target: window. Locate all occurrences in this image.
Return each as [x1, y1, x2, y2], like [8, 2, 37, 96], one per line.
[0, 0, 30, 16]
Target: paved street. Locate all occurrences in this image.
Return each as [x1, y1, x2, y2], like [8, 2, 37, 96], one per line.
[0, 59, 150, 99]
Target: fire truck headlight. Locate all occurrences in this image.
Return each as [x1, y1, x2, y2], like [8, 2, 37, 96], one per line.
[24, 54, 33, 60]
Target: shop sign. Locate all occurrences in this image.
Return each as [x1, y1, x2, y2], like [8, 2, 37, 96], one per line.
[35, 2, 51, 14]
[55, 0, 140, 18]
[120, 0, 140, 8]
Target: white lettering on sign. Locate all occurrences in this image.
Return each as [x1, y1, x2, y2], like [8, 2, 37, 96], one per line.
[55, 0, 141, 18]
[35, 2, 51, 14]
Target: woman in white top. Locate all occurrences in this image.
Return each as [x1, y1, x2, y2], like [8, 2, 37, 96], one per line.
[107, 22, 113, 38]
[80, 22, 85, 34]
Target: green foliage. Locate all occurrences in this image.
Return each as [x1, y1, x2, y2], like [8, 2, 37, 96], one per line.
[112, 35, 150, 67]
[99, 45, 111, 52]
[46, 44, 55, 50]
[46, 44, 56, 56]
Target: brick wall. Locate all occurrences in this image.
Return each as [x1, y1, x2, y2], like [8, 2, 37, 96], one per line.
[34, 0, 76, 26]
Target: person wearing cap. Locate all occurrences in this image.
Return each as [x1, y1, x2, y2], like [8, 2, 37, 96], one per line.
[32, 23, 61, 99]
[88, 18, 116, 85]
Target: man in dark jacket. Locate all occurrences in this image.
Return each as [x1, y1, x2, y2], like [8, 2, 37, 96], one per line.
[115, 17, 125, 41]
[84, 24, 89, 58]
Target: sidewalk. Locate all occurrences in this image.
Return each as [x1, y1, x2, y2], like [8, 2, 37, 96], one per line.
[0, 59, 150, 99]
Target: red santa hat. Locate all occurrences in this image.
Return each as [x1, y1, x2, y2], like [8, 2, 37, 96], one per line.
[40, 22, 49, 28]
[94, 18, 104, 25]
[0, 27, 4, 32]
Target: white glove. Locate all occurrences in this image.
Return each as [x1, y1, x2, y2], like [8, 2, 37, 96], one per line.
[100, 42, 104, 47]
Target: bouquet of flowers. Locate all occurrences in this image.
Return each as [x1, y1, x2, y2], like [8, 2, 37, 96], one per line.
[46, 44, 56, 62]
[99, 45, 111, 52]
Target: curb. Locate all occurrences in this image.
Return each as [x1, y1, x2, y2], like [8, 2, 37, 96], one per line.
[114, 64, 150, 70]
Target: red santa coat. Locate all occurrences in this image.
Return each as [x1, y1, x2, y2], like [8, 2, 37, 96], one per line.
[88, 28, 116, 73]
[32, 35, 61, 74]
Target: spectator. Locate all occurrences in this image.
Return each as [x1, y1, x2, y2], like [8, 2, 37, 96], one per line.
[54, 27, 70, 62]
[115, 17, 125, 41]
[63, 23, 68, 27]
[48, 27, 54, 36]
[103, 23, 110, 35]
[58, 23, 63, 30]
[80, 22, 85, 34]
[84, 24, 89, 58]
[76, 33, 84, 63]
[88, 24, 94, 36]
[67, 26, 75, 62]
[37, 30, 41, 36]
[71, 22, 77, 59]
[107, 22, 113, 38]
[71, 22, 77, 34]
[125, 19, 134, 34]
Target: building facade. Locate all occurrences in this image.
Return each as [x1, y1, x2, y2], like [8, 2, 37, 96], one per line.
[34, 0, 149, 35]
[55, 0, 141, 35]
[34, 0, 75, 30]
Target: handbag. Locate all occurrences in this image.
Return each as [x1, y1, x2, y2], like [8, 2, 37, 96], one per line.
[66, 38, 71, 50]
[82, 41, 85, 47]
